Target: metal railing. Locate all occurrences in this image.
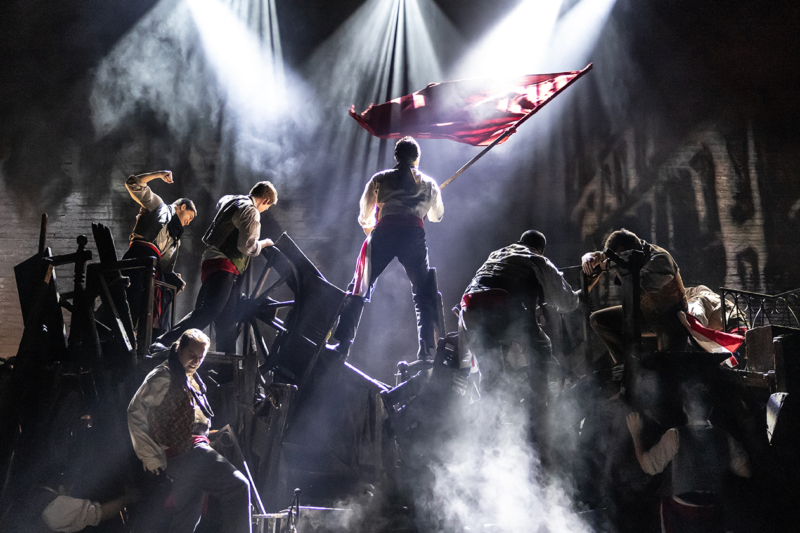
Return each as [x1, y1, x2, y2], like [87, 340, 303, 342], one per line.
[719, 287, 800, 332]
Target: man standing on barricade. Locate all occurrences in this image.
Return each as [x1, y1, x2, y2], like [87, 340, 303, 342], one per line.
[123, 170, 196, 332]
[331, 136, 444, 360]
[152, 181, 277, 353]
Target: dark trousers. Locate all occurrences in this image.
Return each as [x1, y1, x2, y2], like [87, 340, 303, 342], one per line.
[122, 244, 159, 330]
[156, 271, 239, 352]
[460, 302, 553, 451]
[334, 225, 438, 352]
[460, 303, 552, 396]
[589, 305, 689, 363]
[165, 444, 251, 533]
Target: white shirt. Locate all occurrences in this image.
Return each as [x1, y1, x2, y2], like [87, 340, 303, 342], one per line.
[127, 363, 210, 473]
[358, 167, 444, 229]
[125, 175, 181, 270]
[41, 493, 102, 532]
[637, 420, 750, 477]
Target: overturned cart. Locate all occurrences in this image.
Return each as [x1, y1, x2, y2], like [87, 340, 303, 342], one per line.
[227, 233, 394, 511]
[0, 224, 403, 531]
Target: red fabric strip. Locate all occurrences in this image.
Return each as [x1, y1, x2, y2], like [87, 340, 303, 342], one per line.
[129, 240, 161, 257]
[165, 435, 212, 459]
[201, 258, 239, 284]
[461, 289, 510, 310]
[191, 435, 211, 447]
[683, 313, 745, 353]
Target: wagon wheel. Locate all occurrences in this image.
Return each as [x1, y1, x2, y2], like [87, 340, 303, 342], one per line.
[240, 245, 302, 371]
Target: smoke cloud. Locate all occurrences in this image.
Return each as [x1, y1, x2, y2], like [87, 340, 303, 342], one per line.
[423, 395, 590, 532]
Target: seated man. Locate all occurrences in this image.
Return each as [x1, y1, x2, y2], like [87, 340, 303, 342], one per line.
[124, 170, 196, 332]
[459, 230, 580, 404]
[581, 228, 689, 363]
[627, 383, 751, 533]
[128, 329, 251, 533]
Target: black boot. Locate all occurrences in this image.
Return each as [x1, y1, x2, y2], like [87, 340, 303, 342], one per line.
[331, 294, 365, 360]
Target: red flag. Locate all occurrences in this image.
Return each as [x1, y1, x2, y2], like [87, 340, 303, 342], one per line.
[679, 312, 745, 356]
[349, 66, 591, 147]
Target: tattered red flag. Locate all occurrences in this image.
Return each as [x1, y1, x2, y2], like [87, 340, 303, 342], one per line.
[349, 65, 592, 147]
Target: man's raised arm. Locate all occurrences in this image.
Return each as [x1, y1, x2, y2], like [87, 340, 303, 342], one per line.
[125, 170, 173, 211]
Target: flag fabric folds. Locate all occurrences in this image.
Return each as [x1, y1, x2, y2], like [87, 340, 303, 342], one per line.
[679, 311, 745, 363]
[349, 67, 589, 147]
[351, 235, 372, 299]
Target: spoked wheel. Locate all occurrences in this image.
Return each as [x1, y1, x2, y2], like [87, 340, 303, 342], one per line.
[240, 245, 301, 373]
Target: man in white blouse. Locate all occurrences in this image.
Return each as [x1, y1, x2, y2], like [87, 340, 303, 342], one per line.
[129, 329, 251, 533]
[331, 136, 444, 360]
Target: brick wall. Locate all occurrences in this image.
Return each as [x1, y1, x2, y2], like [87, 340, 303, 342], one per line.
[0, 178, 130, 359]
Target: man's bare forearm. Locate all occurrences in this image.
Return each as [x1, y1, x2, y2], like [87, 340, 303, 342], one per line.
[133, 170, 170, 184]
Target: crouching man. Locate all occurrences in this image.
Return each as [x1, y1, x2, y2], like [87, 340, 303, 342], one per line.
[581, 228, 689, 363]
[459, 230, 580, 457]
[459, 230, 580, 393]
[127, 329, 251, 533]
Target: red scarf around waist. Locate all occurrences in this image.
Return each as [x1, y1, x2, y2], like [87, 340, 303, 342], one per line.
[461, 289, 511, 310]
[201, 258, 240, 284]
[129, 239, 162, 257]
[128, 240, 165, 323]
[165, 435, 211, 459]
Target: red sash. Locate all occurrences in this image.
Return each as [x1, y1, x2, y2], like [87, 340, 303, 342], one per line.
[460, 289, 511, 310]
[201, 258, 240, 284]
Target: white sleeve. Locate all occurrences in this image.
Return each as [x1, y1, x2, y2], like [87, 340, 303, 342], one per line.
[536, 258, 580, 313]
[638, 428, 679, 475]
[426, 180, 444, 223]
[127, 370, 171, 472]
[41, 496, 102, 532]
[125, 175, 164, 212]
[358, 178, 378, 228]
[232, 204, 263, 256]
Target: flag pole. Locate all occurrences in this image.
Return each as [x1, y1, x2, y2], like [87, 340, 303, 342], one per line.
[439, 63, 593, 190]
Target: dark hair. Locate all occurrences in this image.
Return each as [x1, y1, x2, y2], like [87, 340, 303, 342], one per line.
[604, 228, 643, 254]
[681, 382, 712, 420]
[174, 198, 197, 214]
[250, 181, 278, 205]
[167, 329, 210, 376]
[394, 136, 420, 165]
[388, 136, 421, 192]
[518, 230, 546, 253]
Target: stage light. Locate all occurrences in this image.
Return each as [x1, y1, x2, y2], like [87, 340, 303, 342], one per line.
[302, 0, 459, 181]
[454, 0, 563, 79]
[542, 0, 617, 70]
[454, 0, 616, 78]
[90, 0, 291, 141]
[187, 0, 286, 120]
